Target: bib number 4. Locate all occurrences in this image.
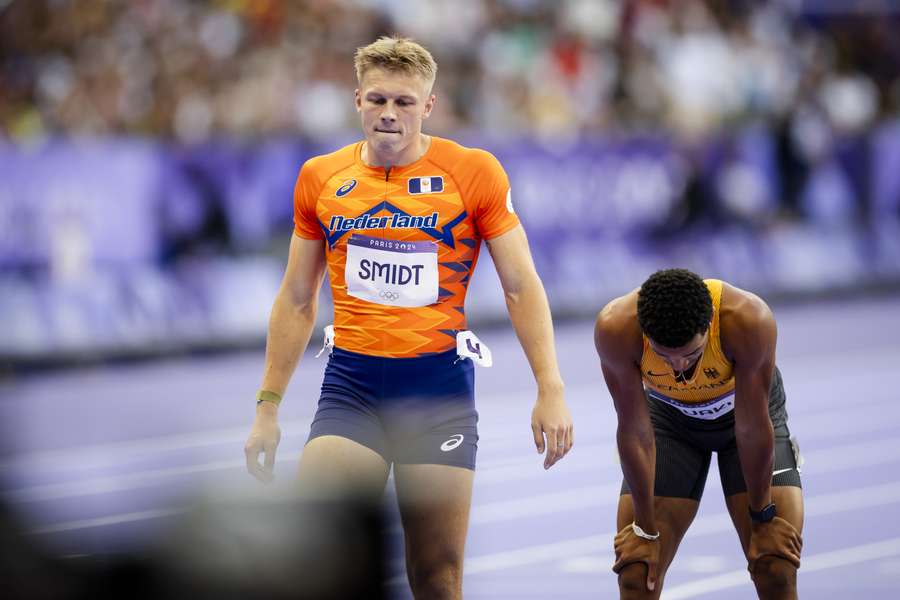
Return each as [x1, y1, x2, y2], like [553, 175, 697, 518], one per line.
[456, 331, 492, 367]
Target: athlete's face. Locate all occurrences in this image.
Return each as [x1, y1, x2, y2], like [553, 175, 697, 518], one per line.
[355, 68, 435, 166]
[648, 330, 709, 374]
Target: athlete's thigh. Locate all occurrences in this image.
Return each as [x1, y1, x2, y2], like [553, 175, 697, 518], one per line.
[724, 485, 804, 556]
[393, 463, 475, 560]
[719, 421, 804, 552]
[297, 434, 391, 502]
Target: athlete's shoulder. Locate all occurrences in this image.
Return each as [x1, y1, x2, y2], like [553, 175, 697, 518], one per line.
[719, 281, 776, 352]
[428, 136, 505, 178]
[594, 289, 642, 358]
[596, 289, 638, 332]
[300, 142, 359, 182]
[719, 282, 773, 325]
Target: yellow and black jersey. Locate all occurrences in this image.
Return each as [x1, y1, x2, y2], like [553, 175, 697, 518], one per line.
[640, 279, 736, 419]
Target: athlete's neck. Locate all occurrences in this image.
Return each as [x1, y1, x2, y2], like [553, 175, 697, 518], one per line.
[362, 134, 431, 169]
[674, 361, 700, 384]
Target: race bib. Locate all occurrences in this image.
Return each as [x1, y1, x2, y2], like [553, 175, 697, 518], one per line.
[314, 324, 335, 358]
[647, 389, 735, 420]
[456, 330, 493, 367]
[345, 234, 439, 307]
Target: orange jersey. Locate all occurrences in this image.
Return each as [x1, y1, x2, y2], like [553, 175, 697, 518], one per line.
[293, 136, 519, 358]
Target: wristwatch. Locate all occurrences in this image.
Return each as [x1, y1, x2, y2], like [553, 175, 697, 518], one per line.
[748, 502, 777, 523]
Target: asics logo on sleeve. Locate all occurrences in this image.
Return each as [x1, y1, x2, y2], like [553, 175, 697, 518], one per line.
[440, 434, 464, 452]
[335, 179, 357, 197]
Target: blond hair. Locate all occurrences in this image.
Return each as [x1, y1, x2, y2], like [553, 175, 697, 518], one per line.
[354, 36, 437, 89]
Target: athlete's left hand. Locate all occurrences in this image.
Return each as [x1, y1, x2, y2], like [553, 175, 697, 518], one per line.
[748, 516, 802, 572]
[531, 386, 573, 469]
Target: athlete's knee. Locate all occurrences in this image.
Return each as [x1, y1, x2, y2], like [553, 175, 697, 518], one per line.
[617, 563, 656, 599]
[751, 555, 797, 598]
[408, 548, 464, 600]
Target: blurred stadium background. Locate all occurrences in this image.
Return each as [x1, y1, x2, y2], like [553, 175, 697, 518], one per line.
[2, 0, 899, 363]
[1, 0, 900, 599]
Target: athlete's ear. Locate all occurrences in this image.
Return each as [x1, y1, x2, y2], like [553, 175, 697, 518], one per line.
[422, 93, 436, 120]
[354, 88, 362, 113]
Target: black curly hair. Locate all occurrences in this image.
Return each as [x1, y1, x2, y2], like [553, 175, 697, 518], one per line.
[637, 269, 713, 348]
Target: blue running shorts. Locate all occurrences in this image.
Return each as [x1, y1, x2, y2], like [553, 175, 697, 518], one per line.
[307, 347, 479, 470]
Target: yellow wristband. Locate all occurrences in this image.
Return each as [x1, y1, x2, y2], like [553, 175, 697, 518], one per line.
[256, 390, 283, 406]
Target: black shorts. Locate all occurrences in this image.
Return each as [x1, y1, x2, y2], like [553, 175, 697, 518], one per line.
[621, 367, 802, 500]
[307, 347, 479, 470]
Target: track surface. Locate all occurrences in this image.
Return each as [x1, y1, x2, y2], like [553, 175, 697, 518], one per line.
[2, 296, 899, 598]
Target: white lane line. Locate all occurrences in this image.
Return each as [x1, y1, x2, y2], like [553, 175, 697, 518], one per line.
[800, 437, 900, 474]
[559, 554, 729, 575]
[790, 406, 900, 442]
[3, 454, 304, 504]
[459, 480, 900, 576]
[29, 508, 187, 535]
[56, 478, 895, 585]
[471, 483, 620, 526]
[7, 460, 242, 503]
[388, 483, 621, 534]
[48, 476, 900, 539]
[6, 377, 900, 504]
[466, 535, 609, 575]
[476, 399, 900, 478]
[661, 537, 900, 599]
[2, 385, 570, 476]
[470, 436, 900, 527]
[0, 419, 312, 473]
[9, 428, 900, 506]
[2, 383, 569, 475]
[7, 364, 894, 477]
[476, 431, 900, 488]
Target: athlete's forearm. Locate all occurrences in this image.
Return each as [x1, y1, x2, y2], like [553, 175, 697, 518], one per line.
[735, 413, 775, 510]
[617, 428, 657, 530]
[260, 287, 319, 397]
[503, 274, 564, 392]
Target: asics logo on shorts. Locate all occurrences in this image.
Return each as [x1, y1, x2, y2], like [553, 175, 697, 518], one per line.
[440, 434, 464, 452]
[379, 290, 400, 301]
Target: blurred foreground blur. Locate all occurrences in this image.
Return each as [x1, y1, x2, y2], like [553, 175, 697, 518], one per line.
[1, 490, 387, 600]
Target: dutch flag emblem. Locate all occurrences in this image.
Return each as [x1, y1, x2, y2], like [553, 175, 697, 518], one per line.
[408, 176, 444, 195]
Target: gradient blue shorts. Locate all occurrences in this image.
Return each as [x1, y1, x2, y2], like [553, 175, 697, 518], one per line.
[307, 347, 479, 470]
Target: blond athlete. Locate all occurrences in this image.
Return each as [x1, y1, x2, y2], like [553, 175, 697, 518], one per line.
[244, 37, 573, 599]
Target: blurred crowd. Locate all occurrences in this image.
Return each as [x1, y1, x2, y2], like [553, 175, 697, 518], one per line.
[3, 0, 900, 362]
[1, 0, 899, 143]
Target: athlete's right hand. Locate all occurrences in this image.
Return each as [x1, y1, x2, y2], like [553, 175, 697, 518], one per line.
[530, 385, 573, 470]
[244, 401, 281, 483]
[612, 524, 661, 592]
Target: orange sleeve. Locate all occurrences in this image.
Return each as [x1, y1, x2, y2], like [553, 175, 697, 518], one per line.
[466, 149, 520, 240]
[293, 159, 325, 240]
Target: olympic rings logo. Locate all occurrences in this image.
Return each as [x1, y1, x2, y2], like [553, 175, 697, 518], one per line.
[379, 290, 400, 301]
